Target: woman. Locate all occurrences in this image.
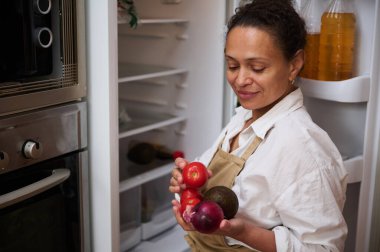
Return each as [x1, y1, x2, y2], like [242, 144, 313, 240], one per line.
[169, 0, 348, 251]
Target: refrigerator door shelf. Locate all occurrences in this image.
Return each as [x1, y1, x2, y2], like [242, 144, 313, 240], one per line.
[118, 63, 188, 83]
[297, 75, 370, 103]
[344, 155, 363, 184]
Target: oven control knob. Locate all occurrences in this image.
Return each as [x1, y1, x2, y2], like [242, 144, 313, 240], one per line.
[0, 151, 10, 171]
[23, 141, 43, 159]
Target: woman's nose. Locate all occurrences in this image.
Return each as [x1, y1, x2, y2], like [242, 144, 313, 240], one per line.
[236, 68, 253, 86]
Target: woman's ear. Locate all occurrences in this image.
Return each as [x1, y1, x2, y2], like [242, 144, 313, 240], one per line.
[289, 49, 305, 81]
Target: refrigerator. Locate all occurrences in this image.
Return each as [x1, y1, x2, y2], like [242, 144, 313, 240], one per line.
[86, 0, 380, 251]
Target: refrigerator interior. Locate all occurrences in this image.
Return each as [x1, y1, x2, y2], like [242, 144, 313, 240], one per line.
[115, 0, 380, 251]
[117, 0, 226, 251]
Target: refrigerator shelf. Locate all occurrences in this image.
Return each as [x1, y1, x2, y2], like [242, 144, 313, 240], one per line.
[119, 63, 188, 83]
[120, 162, 173, 192]
[118, 18, 189, 25]
[119, 110, 186, 139]
[298, 75, 370, 103]
[128, 224, 189, 252]
[344, 155, 363, 184]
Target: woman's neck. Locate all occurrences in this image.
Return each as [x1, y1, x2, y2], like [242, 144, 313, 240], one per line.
[251, 85, 297, 121]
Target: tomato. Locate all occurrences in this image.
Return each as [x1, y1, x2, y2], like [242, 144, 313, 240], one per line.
[182, 161, 208, 188]
[172, 150, 184, 160]
[180, 197, 202, 215]
[180, 188, 203, 204]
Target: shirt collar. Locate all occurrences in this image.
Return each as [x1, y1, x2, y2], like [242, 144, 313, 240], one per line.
[235, 88, 304, 139]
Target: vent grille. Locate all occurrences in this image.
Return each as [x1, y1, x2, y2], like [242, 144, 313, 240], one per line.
[0, 0, 78, 98]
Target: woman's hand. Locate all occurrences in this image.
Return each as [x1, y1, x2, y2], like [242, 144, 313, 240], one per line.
[169, 158, 196, 231]
[171, 199, 196, 232]
[216, 218, 246, 237]
[217, 218, 276, 252]
[169, 157, 188, 194]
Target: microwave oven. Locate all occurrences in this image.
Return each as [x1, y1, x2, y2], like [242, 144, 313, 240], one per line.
[0, 0, 86, 116]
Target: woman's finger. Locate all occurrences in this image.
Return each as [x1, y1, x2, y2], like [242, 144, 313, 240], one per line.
[172, 200, 194, 232]
[175, 157, 188, 169]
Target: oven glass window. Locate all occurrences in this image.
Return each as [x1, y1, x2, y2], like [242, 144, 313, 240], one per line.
[0, 153, 83, 252]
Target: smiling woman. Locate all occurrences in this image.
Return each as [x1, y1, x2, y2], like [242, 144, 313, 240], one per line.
[169, 0, 348, 251]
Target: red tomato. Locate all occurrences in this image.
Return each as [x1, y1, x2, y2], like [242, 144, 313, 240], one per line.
[180, 188, 203, 204]
[180, 197, 202, 215]
[172, 150, 185, 160]
[182, 161, 208, 188]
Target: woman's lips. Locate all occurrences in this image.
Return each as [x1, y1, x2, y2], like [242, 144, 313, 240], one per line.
[237, 90, 259, 100]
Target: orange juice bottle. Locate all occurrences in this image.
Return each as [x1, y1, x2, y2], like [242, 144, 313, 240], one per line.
[318, 0, 356, 81]
[299, 0, 324, 79]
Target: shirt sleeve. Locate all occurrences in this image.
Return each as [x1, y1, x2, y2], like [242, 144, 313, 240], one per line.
[272, 166, 348, 252]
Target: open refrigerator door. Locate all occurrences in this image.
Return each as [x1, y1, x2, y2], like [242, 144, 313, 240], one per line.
[225, 0, 380, 251]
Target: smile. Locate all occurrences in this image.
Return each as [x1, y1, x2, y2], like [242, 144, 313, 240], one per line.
[237, 90, 259, 100]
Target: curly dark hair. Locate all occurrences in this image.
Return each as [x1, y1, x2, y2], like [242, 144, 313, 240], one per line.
[227, 0, 306, 61]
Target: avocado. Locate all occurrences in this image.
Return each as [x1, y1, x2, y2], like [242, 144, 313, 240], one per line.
[203, 185, 239, 219]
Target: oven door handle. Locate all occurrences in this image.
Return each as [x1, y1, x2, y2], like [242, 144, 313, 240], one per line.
[0, 168, 71, 209]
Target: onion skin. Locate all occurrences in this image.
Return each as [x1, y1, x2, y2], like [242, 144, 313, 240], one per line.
[190, 200, 224, 234]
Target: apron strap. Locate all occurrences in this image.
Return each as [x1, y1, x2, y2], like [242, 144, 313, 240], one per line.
[241, 136, 262, 161]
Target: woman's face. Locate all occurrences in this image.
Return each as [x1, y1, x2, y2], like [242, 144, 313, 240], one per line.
[225, 26, 301, 119]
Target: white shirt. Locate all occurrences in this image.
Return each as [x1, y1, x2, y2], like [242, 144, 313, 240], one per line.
[196, 88, 348, 252]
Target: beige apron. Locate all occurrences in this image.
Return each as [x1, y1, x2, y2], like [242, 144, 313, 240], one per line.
[184, 136, 262, 252]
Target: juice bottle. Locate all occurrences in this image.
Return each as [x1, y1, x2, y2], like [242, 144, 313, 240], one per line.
[318, 0, 356, 81]
[299, 0, 323, 79]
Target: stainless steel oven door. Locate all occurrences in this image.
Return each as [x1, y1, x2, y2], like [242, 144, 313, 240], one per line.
[0, 150, 89, 252]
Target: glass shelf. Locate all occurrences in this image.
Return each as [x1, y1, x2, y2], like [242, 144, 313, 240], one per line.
[297, 75, 370, 103]
[118, 63, 188, 83]
[119, 162, 173, 193]
[139, 18, 189, 25]
[118, 18, 189, 25]
[117, 18, 189, 25]
[119, 109, 186, 139]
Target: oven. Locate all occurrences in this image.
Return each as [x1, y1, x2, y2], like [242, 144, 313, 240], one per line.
[0, 0, 86, 116]
[0, 101, 89, 252]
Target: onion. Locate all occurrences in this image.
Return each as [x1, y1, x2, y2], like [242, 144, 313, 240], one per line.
[190, 200, 224, 234]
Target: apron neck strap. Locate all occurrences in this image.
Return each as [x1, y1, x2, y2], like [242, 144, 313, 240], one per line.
[241, 136, 262, 161]
[217, 132, 262, 161]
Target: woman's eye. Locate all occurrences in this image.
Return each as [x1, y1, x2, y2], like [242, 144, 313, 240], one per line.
[228, 66, 239, 71]
[251, 66, 265, 72]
